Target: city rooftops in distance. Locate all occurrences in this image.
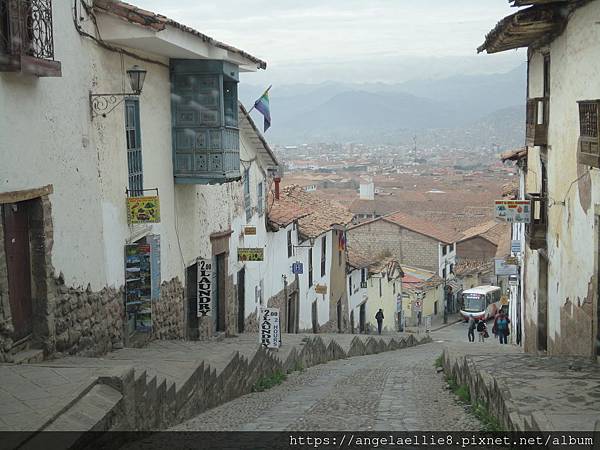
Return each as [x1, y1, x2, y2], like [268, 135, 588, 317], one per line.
[93, 0, 266, 71]
[269, 185, 354, 239]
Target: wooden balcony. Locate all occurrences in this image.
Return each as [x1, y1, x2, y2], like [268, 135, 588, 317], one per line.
[525, 193, 547, 250]
[526, 97, 549, 147]
[578, 100, 600, 168]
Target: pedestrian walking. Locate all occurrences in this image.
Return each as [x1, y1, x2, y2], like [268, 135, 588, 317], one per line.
[467, 316, 476, 342]
[375, 309, 384, 335]
[476, 319, 487, 342]
[493, 310, 511, 344]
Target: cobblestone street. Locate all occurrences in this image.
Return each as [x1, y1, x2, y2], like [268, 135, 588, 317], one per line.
[171, 324, 485, 431]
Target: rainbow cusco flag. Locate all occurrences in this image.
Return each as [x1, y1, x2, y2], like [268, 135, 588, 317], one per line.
[254, 86, 271, 132]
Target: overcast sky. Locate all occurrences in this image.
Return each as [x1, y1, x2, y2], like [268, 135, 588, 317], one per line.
[132, 0, 525, 85]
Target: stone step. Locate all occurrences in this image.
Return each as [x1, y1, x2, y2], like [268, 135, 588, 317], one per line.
[12, 349, 44, 365]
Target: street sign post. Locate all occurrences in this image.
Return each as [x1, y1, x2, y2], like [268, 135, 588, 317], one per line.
[291, 262, 303, 274]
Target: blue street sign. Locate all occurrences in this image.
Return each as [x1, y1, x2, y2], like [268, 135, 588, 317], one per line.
[292, 262, 303, 274]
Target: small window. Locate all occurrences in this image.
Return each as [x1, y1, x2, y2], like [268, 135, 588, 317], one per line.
[244, 169, 251, 221]
[257, 182, 264, 216]
[442, 245, 447, 256]
[320, 236, 327, 277]
[125, 99, 143, 196]
[361, 268, 367, 284]
[308, 249, 313, 287]
[223, 80, 238, 127]
[578, 100, 600, 168]
[348, 276, 352, 295]
[442, 268, 446, 279]
[287, 229, 293, 258]
[393, 282, 396, 294]
[379, 278, 382, 297]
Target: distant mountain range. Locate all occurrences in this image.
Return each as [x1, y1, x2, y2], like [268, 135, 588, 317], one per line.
[239, 64, 526, 149]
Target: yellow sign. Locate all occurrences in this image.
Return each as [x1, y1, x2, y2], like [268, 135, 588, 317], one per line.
[315, 284, 327, 294]
[238, 248, 264, 262]
[500, 296, 509, 305]
[244, 226, 257, 235]
[505, 257, 518, 265]
[127, 196, 160, 224]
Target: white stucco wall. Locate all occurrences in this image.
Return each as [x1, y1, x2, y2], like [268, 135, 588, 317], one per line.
[296, 231, 333, 330]
[523, 1, 600, 355]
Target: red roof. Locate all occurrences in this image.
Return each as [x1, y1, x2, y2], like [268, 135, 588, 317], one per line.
[384, 212, 458, 244]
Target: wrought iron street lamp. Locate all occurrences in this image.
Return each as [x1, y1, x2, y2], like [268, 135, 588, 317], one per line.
[89, 65, 148, 118]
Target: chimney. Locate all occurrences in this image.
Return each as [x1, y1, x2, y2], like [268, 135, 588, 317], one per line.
[274, 177, 281, 200]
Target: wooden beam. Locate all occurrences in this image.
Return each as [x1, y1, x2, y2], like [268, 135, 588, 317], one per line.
[0, 185, 54, 204]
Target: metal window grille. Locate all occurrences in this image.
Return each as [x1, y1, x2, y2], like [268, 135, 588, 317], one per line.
[308, 249, 313, 287]
[579, 101, 599, 138]
[244, 169, 251, 221]
[125, 99, 143, 196]
[320, 236, 326, 277]
[257, 182, 263, 216]
[0, 0, 55, 60]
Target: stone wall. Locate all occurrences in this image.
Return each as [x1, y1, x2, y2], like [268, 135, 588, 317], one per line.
[153, 278, 185, 340]
[245, 279, 299, 333]
[53, 275, 124, 358]
[348, 220, 439, 272]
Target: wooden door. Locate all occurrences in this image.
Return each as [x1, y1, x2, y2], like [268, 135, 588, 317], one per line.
[311, 301, 318, 334]
[237, 268, 245, 333]
[216, 254, 226, 332]
[3, 203, 33, 341]
[359, 304, 366, 333]
[336, 299, 342, 332]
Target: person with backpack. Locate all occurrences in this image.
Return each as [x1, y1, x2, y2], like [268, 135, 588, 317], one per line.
[467, 316, 476, 342]
[493, 310, 511, 344]
[375, 309, 384, 335]
[476, 319, 487, 342]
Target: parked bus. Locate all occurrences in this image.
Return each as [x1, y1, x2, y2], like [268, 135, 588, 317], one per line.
[460, 285, 502, 321]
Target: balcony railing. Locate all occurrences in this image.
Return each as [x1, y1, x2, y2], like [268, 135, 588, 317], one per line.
[0, 0, 60, 76]
[526, 97, 549, 146]
[578, 100, 600, 168]
[525, 193, 547, 250]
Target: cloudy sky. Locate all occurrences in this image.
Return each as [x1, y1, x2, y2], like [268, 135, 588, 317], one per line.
[131, 0, 525, 85]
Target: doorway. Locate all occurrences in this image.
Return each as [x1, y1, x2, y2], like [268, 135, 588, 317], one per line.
[311, 300, 318, 333]
[215, 253, 226, 332]
[350, 310, 355, 334]
[537, 255, 549, 352]
[286, 292, 297, 333]
[237, 268, 245, 333]
[336, 299, 342, 333]
[186, 263, 198, 339]
[2, 202, 33, 343]
[359, 303, 366, 333]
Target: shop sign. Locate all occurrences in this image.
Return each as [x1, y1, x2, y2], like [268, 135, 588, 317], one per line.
[511, 240, 522, 254]
[291, 262, 303, 274]
[505, 256, 518, 265]
[238, 248, 264, 262]
[495, 258, 518, 276]
[197, 259, 213, 317]
[360, 281, 368, 289]
[494, 200, 531, 224]
[259, 307, 281, 349]
[244, 226, 257, 236]
[125, 242, 153, 332]
[127, 196, 160, 224]
[315, 284, 327, 294]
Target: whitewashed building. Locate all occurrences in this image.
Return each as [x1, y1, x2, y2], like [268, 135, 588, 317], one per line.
[481, 0, 600, 357]
[0, 0, 268, 361]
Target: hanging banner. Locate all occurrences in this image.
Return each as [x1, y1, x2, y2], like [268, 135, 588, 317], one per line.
[238, 248, 264, 262]
[124, 243, 152, 332]
[127, 196, 161, 224]
[197, 259, 213, 317]
[494, 200, 531, 224]
[259, 307, 281, 349]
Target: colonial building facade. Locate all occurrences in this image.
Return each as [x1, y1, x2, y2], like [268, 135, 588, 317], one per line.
[481, 0, 600, 357]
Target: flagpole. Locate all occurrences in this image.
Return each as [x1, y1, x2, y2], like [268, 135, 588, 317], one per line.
[247, 85, 272, 114]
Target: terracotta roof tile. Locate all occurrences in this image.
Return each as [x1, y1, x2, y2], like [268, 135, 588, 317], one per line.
[268, 185, 353, 238]
[458, 221, 510, 247]
[383, 212, 458, 244]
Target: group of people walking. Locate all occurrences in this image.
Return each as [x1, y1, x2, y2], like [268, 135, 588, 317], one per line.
[467, 309, 510, 344]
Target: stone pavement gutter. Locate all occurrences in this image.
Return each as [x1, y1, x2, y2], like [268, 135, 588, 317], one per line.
[2, 332, 430, 448]
[442, 345, 600, 432]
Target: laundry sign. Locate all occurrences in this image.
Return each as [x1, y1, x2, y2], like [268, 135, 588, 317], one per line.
[197, 259, 213, 317]
[259, 307, 281, 349]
